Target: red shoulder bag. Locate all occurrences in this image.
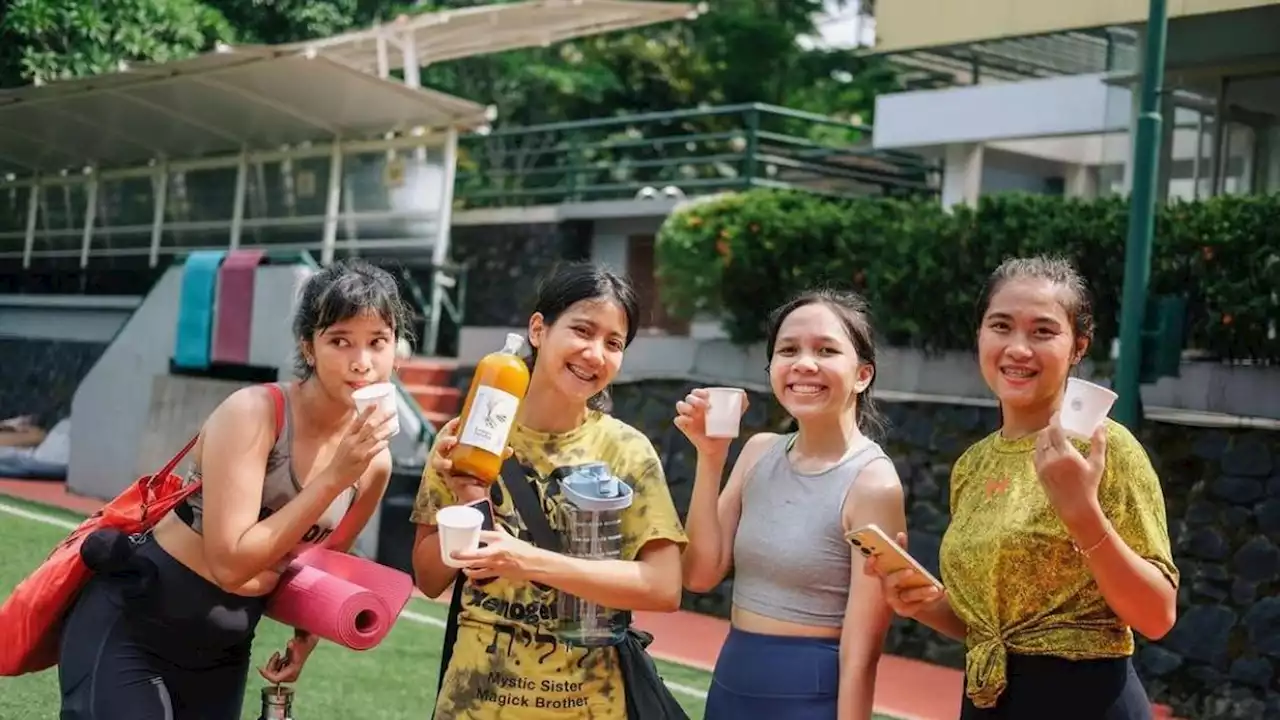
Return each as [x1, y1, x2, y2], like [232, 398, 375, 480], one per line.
[0, 383, 285, 676]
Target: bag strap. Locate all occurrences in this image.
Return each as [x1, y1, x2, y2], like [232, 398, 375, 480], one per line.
[501, 459, 563, 553]
[437, 457, 556, 704]
[436, 573, 466, 698]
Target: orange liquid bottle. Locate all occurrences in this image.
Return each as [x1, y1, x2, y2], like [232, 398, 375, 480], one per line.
[451, 333, 531, 483]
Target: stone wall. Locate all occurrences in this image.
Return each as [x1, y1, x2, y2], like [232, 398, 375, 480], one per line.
[0, 338, 106, 427]
[449, 221, 592, 327]
[605, 379, 1277, 720]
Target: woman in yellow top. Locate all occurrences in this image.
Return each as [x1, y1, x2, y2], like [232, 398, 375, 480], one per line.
[409, 262, 688, 719]
[866, 256, 1179, 719]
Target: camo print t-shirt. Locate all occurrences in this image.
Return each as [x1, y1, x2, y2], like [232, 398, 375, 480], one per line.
[411, 410, 688, 719]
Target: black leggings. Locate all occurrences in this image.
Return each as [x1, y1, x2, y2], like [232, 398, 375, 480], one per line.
[58, 535, 267, 720]
[961, 653, 1152, 720]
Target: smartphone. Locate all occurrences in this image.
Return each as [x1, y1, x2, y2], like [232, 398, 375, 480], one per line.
[464, 498, 497, 533]
[462, 498, 498, 586]
[845, 523, 944, 592]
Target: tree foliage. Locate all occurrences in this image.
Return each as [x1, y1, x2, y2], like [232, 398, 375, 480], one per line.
[1, 0, 235, 83]
[0, 0, 895, 132]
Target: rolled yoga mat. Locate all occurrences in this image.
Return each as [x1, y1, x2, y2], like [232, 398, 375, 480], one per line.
[264, 549, 414, 651]
[211, 249, 265, 365]
[172, 251, 226, 371]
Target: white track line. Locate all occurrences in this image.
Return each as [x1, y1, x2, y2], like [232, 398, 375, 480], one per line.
[0, 499, 709, 701]
[0, 500, 78, 531]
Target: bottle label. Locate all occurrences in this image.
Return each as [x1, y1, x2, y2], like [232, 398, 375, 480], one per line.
[458, 385, 520, 456]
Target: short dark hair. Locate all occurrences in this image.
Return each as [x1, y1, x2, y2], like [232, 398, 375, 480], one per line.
[292, 258, 413, 378]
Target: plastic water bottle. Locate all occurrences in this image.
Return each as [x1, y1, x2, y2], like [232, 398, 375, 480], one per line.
[554, 462, 634, 646]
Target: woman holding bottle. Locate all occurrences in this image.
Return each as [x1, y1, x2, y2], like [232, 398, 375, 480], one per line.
[865, 256, 1178, 719]
[677, 289, 908, 720]
[410, 262, 688, 719]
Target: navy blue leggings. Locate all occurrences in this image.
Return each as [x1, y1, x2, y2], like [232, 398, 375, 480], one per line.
[58, 536, 267, 720]
[961, 653, 1153, 720]
[705, 627, 841, 720]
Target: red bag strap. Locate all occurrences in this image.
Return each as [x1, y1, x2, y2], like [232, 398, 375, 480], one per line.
[148, 382, 287, 484]
[265, 382, 286, 438]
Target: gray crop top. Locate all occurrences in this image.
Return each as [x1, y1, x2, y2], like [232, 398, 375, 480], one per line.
[732, 434, 890, 627]
[177, 383, 355, 551]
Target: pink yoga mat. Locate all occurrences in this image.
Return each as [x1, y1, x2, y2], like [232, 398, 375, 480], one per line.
[265, 549, 414, 651]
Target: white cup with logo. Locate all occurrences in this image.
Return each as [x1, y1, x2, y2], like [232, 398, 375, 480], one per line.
[1060, 378, 1118, 440]
[436, 505, 485, 568]
[704, 387, 747, 439]
[352, 382, 400, 436]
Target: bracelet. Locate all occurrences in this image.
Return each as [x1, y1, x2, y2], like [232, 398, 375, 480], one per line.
[1073, 524, 1112, 558]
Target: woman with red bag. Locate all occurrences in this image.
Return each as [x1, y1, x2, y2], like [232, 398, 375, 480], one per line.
[57, 258, 406, 720]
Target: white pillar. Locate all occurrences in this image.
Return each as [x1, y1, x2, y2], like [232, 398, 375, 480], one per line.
[321, 142, 344, 266]
[1064, 164, 1098, 199]
[229, 150, 248, 250]
[79, 171, 99, 269]
[21, 179, 38, 269]
[149, 162, 169, 268]
[941, 143, 984, 208]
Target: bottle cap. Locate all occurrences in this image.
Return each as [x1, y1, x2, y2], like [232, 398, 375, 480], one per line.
[502, 333, 526, 355]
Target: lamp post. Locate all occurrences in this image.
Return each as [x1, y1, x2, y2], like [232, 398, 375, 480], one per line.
[1113, 0, 1169, 428]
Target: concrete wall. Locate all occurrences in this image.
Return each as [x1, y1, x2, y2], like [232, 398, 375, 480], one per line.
[873, 74, 1132, 152]
[873, 0, 1280, 54]
[0, 294, 137, 344]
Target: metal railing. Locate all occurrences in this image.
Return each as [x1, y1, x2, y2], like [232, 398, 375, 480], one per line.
[453, 103, 941, 208]
[394, 260, 469, 357]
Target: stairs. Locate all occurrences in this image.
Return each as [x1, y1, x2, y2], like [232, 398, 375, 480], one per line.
[396, 357, 461, 428]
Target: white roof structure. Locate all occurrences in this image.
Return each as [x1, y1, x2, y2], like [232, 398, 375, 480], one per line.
[0, 47, 491, 177]
[0, 0, 701, 177]
[297, 0, 701, 74]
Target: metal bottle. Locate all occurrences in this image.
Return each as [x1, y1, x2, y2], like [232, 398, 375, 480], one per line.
[259, 685, 294, 720]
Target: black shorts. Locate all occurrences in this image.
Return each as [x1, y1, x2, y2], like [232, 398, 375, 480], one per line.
[58, 535, 268, 720]
[961, 653, 1152, 720]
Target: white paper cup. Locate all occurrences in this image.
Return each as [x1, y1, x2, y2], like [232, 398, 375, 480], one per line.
[704, 387, 746, 439]
[352, 382, 400, 436]
[436, 505, 484, 568]
[1061, 377, 1118, 440]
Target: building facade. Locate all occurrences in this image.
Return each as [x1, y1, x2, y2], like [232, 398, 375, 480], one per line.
[868, 1, 1280, 206]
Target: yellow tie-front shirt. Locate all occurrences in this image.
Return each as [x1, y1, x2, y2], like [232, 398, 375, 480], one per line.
[938, 418, 1179, 709]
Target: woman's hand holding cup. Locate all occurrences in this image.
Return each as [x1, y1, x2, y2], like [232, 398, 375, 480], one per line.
[674, 387, 748, 457]
[326, 404, 396, 485]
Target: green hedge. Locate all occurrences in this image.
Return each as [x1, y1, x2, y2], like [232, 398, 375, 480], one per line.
[655, 190, 1280, 363]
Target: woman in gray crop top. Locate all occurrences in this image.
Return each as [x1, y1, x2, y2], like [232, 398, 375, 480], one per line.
[675, 289, 910, 720]
[58, 259, 406, 720]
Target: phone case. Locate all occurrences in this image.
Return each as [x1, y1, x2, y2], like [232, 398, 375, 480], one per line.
[845, 524, 944, 591]
[464, 498, 497, 532]
[462, 498, 498, 587]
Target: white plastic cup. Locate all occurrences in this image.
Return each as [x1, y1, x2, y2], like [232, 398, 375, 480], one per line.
[352, 382, 400, 436]
[1060, 377, 1118, 440]
[436, 505, 484, 568]
[704, 387, 747, 439]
